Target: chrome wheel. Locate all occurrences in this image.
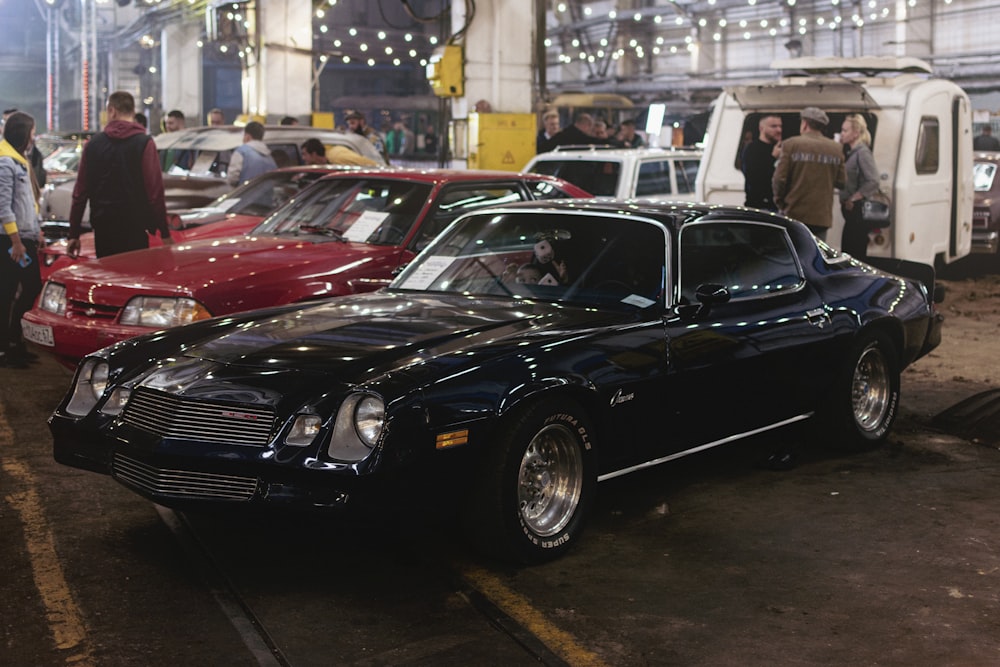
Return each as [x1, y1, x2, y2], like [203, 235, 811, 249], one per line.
[516, 423, 584, 537]
[851, 343, 891, 433]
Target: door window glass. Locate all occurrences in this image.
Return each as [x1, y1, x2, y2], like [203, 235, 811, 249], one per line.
[679, 222, 802, 302]
[635, 160, 673, 197]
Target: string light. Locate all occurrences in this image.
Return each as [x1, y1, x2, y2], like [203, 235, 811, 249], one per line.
[178, 0, 946, 72]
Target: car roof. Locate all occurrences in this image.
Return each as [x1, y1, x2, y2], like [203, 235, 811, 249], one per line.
[153, 125, 386, 164]
[463, 198, 799, 233]
[530, 146, 703, 161]
[311, 167, 588, 185]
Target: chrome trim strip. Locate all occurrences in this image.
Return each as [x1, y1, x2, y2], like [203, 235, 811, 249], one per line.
[597, 413, 814, 482]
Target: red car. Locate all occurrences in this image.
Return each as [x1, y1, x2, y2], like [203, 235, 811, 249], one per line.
[23, 169, 590, 365]
[38, 165, 346, 280]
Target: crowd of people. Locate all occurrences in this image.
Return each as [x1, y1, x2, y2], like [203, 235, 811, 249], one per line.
[535, 111, 645, 153]
[744, 105, 890, 259]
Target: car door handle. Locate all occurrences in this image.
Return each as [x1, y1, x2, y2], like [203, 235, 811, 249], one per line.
[806, 308, 831, 328]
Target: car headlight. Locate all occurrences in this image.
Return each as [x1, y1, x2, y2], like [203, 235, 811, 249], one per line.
[66, 357, 110, 416]
[355, 395, 385, 446]
[326, 393, 385, 462]
[40, 281, 66, 315]
[120, 296, 211, 328]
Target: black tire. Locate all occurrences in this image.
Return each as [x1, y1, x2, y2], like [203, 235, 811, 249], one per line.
[822, 330, 900, 451]
[464, 397, 596, 564]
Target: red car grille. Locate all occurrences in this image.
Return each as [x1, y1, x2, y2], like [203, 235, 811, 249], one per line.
[66, 299, 121, 320]
[973, 207, 991, 229]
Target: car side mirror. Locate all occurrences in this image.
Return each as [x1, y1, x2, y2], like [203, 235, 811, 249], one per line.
[674, 283, 731, 320]
[167, 213, 184, 231]
[695, 283, 731, 306]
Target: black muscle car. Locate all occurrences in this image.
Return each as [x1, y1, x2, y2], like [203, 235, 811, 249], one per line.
[50, 200, 943, 563]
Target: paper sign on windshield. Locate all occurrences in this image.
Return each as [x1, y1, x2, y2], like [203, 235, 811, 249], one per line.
[343, 210, 390, 242]
[399, 255, 454, 290]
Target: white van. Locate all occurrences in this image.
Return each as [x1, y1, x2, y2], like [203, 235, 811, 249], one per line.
[695, 56, 973, 267]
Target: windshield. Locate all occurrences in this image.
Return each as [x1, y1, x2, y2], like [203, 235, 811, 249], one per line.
[204, 171, 328, 217]
[974, 161, 996, 192]
[43, 144, 84, 173]
[392, 210, 668, 310]
[252, 177, 433, 245]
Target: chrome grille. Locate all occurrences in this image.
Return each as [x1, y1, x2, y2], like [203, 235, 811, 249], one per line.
[113, 453, 258, 501]
[122, 387, 277, 446]
[67, 299, 120, 320]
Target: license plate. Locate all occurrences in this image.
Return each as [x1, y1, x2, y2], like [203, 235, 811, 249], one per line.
[21, 320, 54, 347]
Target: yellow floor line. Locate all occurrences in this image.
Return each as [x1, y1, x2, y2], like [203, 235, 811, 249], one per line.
[0, 407, 94, 666]
[460, 564, 609, 667]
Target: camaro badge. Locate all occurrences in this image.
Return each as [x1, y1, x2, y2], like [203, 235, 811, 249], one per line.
[221, 410, 260, 421]
[610, 388, 635, 407]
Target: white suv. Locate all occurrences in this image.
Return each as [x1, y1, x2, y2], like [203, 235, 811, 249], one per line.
[524, 146, 702, 200]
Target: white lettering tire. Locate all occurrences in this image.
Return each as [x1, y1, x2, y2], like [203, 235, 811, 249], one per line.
[464, 397, 596, 564]
[822, 330, 900, 451]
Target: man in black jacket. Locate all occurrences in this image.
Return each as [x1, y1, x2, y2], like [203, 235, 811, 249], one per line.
[741, 114, 783, 211]
[67, 91, 172, 258]
[542, 112, 609, 152]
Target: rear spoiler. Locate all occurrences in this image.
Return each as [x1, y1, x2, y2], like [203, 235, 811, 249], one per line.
[864, 257, 945, 304]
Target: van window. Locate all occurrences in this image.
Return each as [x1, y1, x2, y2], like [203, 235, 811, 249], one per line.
[915, 117, 940, 174]
[679, 222, 802, 301]
[677, 160, 699, 194]
[636, 160, 673, 197]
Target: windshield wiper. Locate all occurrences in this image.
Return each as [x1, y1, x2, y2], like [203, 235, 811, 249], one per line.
[298, 224, 346, 241]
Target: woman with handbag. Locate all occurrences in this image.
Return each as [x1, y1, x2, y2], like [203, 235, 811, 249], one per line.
[838, 114, 882, 259]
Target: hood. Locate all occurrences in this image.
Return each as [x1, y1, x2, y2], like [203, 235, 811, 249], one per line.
[173, 291, 623, 381]
[104, 120, 148, 141]
[55, 234, 402, 309]
[243, 140, 271, 157]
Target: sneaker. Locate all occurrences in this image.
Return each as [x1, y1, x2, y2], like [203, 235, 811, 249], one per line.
[8, 345, 38, 363]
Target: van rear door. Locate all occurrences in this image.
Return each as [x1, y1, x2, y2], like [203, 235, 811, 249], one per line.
[696, 80, 879, 207]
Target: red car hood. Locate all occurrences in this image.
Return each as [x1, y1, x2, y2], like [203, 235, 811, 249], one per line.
[53, 234, 407, 314]
[180, 214, 261, 241]
[43, 213, 260, 261]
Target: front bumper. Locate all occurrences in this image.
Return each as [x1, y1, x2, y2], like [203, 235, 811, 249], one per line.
[971, 229, 999, 255]
[22, 307, 151, 365]
[50, 411, 371, 512]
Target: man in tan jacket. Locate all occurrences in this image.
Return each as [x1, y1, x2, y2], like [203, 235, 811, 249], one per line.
[772, 106, 846, 240]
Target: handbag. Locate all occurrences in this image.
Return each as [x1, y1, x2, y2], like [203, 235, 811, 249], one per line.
[861, 190, 891, 227]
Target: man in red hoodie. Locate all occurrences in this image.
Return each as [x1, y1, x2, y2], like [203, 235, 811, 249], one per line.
[67, 91, 172, 258]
